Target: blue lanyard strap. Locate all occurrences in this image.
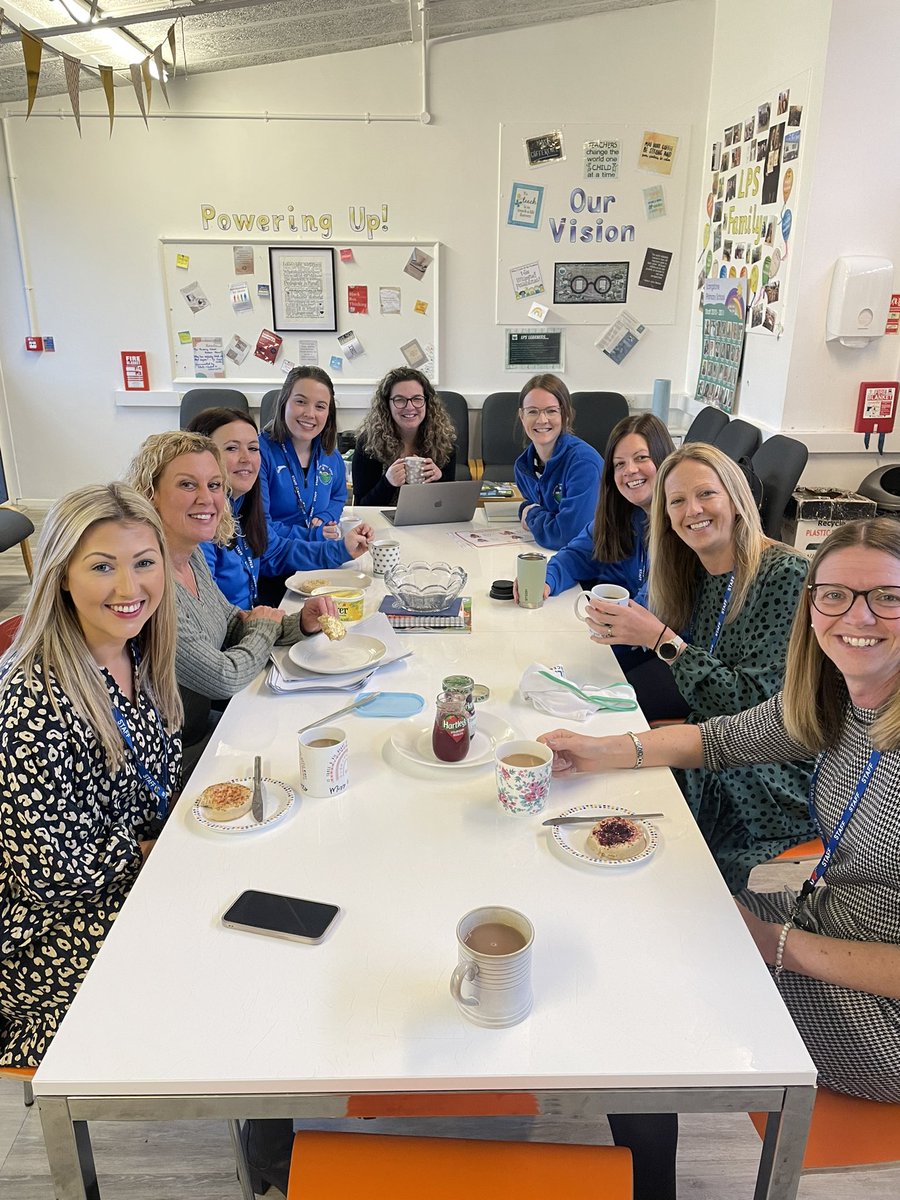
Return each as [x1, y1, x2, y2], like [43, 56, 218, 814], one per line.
[110, 702, 171, 821]
[232, 517, 258, 608]
[707, 571, 735, 654]
[280, 442, 319, 528]
[797, 747, 882, 908]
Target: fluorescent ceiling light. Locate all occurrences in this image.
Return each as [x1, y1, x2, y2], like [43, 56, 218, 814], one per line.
[54, 0, 169, 77]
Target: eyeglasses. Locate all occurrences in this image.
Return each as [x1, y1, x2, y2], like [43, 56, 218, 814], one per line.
[390, 395, 426, 410]
[808, 584, 900, 619]
[522, 407, 561, 419]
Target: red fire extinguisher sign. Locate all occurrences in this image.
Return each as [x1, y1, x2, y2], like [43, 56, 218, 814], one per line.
[121, 351, 150, 391]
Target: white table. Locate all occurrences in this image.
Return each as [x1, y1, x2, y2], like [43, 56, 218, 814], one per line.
[34, 510, 816, 1199]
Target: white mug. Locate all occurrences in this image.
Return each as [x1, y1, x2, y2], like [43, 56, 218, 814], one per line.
[450, 905, 534, 1028]
[298, 726, 348, 797]
[371, 539, 401, 577]
[574, 583, 630, 622]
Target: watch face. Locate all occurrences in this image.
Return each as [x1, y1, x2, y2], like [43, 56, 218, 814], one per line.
[658, 640, 679, 662]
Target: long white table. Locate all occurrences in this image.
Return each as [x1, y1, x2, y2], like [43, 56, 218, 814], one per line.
[34, 509, 816, 1199]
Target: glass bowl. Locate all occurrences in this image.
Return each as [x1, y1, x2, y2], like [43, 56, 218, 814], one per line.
[383, 560, 468, 613]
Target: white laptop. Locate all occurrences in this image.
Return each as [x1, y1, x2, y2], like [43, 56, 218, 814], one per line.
[381, 480, 483, 527]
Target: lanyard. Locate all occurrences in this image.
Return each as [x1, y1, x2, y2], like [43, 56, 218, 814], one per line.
[636, 537, 648, 586]
[232, 516, 258, 608]
[794, 747, 882, 913]
[707, 571, 735, 654]
[110, 701, 171, 821]
[280, 441, 319, 528]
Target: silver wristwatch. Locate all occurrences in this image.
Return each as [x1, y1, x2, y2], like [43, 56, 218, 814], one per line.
[656, 634, 685, 663]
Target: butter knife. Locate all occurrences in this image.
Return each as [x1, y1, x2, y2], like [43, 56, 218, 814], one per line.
[542, 812, 664, 827]
[251, 755, 264, 823]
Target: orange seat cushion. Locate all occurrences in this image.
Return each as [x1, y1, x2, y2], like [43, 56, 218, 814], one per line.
[750, 1087, 900, 1169]
[288, 1131, 632, 1199]
[0, 1067, 36, 1079]
[772, 838, 824, 861]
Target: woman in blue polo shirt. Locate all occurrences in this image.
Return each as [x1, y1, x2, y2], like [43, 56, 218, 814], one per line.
[514, 373, 604, 549]
[259, 366, 347, 539]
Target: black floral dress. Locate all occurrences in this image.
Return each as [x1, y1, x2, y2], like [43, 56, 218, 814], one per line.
[0, 660, 180, 1067]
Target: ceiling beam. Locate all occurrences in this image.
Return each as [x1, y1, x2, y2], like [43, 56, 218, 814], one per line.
[0, 0, 275, 44]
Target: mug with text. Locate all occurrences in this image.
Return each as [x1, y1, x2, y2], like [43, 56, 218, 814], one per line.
[298, 725, 349, 797]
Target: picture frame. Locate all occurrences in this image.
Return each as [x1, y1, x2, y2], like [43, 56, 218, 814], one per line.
[269, 245, 337, 332]
[507, 182, 544, 230]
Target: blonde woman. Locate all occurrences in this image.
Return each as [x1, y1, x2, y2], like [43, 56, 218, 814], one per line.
[351, 367, 457, 506]
[126, 432, 335, 769]
[579, 442, 814, 890]
[542, 518, 900, 1103]
[0, 484, 181, 1066]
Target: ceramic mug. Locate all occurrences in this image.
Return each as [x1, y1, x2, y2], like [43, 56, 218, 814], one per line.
[405, 456, 426, 484]
[574, 583, 630, 623]
[450, 905, 534, 1028]
[298, 725, 349, 797]
[371, 539, 401, 577]
[494, 739, 552, 816]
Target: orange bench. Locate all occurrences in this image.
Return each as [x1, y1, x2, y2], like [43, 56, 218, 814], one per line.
[750, 1086, 900, 1170]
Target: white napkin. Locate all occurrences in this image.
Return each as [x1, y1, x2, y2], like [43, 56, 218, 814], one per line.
[519, 662, 637, 721]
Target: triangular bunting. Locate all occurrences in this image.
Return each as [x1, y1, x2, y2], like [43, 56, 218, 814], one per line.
[153, 46, 169, 107]
[129, 62, 148, 128]
[62, 53, 82, 136]
[99, 65, 115, 136]
[20, 29, 43, 118]
[167, 24, 177, 75]
[140, 55, 152, 110]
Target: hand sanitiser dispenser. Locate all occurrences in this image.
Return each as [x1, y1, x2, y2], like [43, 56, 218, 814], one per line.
[825, 256, 894, 348]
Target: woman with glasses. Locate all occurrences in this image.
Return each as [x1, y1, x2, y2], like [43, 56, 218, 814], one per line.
[351, 367, 457, 506]
[514, 373, 604, 549]
[259, 366, 347, 540]
[541, 516, 900, 1107]
[569, 442, 814, 891]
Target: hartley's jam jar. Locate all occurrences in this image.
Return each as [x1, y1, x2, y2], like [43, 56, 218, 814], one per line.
[432, 690, 470, 763]
[442, 674, 476, 737]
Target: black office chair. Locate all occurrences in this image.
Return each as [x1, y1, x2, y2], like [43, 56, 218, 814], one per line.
[713, 418, 762, 462]
[436, 390, 472, 480]
[684, 406, 729, 444]
[479, 392, 521, 482]
[179, 388, 249, 429]
[751, 435, 809, 540]
[571, 391, 629, 458]
[259, 388, 280, 432]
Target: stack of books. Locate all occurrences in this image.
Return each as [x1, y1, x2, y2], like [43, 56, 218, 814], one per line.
[379, 595, 472, 634]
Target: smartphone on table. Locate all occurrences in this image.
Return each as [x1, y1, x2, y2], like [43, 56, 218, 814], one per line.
[222, 890, 340, 944]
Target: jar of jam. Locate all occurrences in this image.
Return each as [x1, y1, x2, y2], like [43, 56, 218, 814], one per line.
[432, 690, 471, 762]
[442, 674, 476, 737]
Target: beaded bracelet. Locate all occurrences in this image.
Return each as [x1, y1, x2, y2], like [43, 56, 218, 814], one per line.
[774, 919, 794, 979]
[625, 730, 644, 769]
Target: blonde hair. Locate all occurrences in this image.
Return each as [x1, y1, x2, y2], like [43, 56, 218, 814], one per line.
[783, 518, 900, 752]
[126, 431, 236, 546]
[0, 484, 182, 771]
[648, 442, 774, 630]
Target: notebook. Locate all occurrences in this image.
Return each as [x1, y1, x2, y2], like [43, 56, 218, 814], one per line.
[381, 479, 483, 527]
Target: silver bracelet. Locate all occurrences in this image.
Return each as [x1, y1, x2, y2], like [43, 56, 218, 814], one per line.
[625, 730, 644, 769]
[774, 920, 794, 979]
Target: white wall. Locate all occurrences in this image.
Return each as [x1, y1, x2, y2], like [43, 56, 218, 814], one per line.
[0, 2, 714, 501]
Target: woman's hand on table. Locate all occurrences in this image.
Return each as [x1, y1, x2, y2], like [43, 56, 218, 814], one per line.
[386, 459, 407, 487]
[242, 605, 286, 625]
[344, 522, 374, 558]
[586, 598, 668, 649]
[299, 593, 338, 635]
[512, 579, 551, 603]
[537, 729, 611, 775]
[321, 521, 342, 540]
[520, 504, 536, 530]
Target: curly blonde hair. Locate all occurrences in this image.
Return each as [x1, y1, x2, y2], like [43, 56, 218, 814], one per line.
[126, 431, 236, 547]
[357, 367, 456, 467]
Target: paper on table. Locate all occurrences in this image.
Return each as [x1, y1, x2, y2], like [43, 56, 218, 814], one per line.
[267, 613, 409, 692]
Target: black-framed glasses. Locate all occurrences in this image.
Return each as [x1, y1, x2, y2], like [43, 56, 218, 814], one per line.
[390, 395, 426, 410]
[808, 583, 900, 619]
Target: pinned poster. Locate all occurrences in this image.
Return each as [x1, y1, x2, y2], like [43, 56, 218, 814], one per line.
[340, 248, 354, 263]
[643, 184, 666, 220]
[404, 247, 433, 281]
[229, 283, 252, 313]
[233, 246, 254, 275]
[595, 311, 647, 365]
[694, 278, 747, 413]
[348, 285, 368, 314]
[414, 299, 428, 315]
[176, 253, 190, 270]
[180, 281, 210, 313]
[62, 54, 82, 136]
[280, 358, 296, 375]
[177, 330, 192, 345]
[330, 355, 343, 371]
[298, 339, 319, 365]
[380, 287, 401, 315]
[254, 329, 282, 364]
[257, 283, 271, 300]
[510, 261, 544, 300]
[638, 248, 673, 292]
[638, 131, 679, 176]
[400, 338, 428, 369]
[192, 337, 225, 379]
[583, 139, 619, 180]
[337, 330, 365, 360]
[528, 302, 549, 323]
[20, 29, 43, 118]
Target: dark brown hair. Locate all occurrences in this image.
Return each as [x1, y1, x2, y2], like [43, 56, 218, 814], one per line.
[268, 366, 338, 455]
[517, 374, 574, 446]
[186, 407, 268, 558]
[358, 367, 456, 466]
[592, 413, 675, 562]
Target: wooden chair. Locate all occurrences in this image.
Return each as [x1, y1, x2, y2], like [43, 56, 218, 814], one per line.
[0, 1064, 36, 1106]
[750, 1086, 900, 1170]
[286, 1130, 633, 1199]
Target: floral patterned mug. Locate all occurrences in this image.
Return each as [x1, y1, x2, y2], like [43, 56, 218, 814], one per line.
[494, 739, 553, 816]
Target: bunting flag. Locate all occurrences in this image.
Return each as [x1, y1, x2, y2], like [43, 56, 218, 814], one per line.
[62, 54, 82, 136]
[20, 29, 43, 118]
[167, 23, 177, 75]
[153, 46, 169, 107]
[129, 62, 148, 128]
[99, 65, 115, 136]
[140, 55, 152, 110]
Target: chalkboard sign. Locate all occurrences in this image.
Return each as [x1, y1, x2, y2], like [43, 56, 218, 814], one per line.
[505, 328, 564, 370]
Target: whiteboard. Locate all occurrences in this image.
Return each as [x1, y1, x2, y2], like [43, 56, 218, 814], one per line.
[497, 123, 690, 327]
[160, 239, 439, 385]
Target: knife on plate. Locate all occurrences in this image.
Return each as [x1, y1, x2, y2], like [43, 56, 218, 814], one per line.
[542, 812, 664, 827]
[251, 755, 264, 823]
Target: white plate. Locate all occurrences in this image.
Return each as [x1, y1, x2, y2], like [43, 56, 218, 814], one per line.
[289, 634, 386, 675]
[285, 570, 373, 596]
[390, 711, 518, 769]
[551, 804, 659, 868]
[191, 777, 295, 835]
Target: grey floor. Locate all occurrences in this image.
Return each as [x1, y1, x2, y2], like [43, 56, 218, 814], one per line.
[1, 524, 898, 1197]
